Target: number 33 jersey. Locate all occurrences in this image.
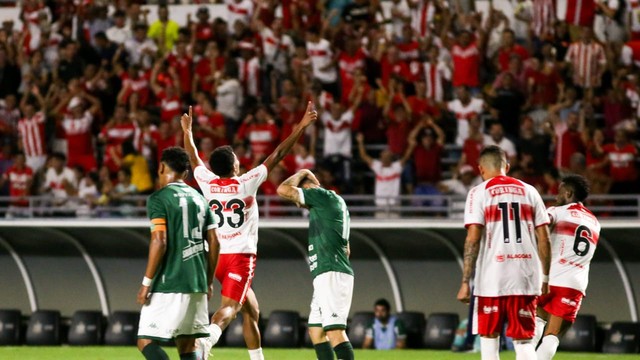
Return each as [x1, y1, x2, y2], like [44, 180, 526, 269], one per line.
[546, 203, 600, 295]
[194, 164, 268, 255]
[464, 176, 550, 297]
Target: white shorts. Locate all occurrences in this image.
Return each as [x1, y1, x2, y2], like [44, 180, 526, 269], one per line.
[308, 271, 354, 331]
[138, 293, 209, 341]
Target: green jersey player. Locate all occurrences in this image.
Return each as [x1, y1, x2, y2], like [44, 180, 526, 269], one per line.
[277, 169, 355, 360]
[136, 147, 219, 360]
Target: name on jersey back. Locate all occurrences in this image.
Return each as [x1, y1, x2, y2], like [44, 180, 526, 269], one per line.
[489, 185, 524, 196]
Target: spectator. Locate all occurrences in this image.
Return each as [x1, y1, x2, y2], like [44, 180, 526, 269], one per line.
[106, 10, 131, 45]
[113, 140, 153, 195]
[306, 26, 338, 98]
[410, 117, 446, 205]
[421, 45, 451, 104]
[55, 40, 84, 84]
[0, 94, 20, 142]
[1, 152, 33, 217]
[438, 165, 481, 197]
[356, 133, 414, 218]
[450, 30, 482, 91]
[459, 117, 484, 176]
[0, 47, 21, 97]
[56, 90, 101, 172]
[487, 72, 526, 138]
[75, 167, 100, 218]
[41, 152, 77, 212]
[215, 61, 244, 139]
[194, 96, 227, 148]
[517, 116, 552, 174]
[123, 23, 158, 69]
[447, 86, 485, 146]
[150, 61, 182, 124]
[226, 0, 255, 33]
[236, 42, 261, 101]
[110, 168, 139, 217]
[147, 4, 180, 54]
[548, 111, 586, 172]
[564, 27, 606, 89]
[483, 122, 518, 166]
[383, 80, 412, 156]
[166, 40, 193, 100]
[18, 93, 46, 150]
[293, 143, 315, 172]
[363, 298, 407, 350]
[601, 129, 638, 194]
[496, 29, 530, 72]
[236, 106, 280, 163]
[100, 105, 136, 174]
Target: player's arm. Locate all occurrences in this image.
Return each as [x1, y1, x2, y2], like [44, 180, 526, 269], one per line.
[137, 218, 168, 305]
[456, 224, 482, 304]
[180, 106, 205, 169]
[355, 133, 373, 167]
[263, 101, 317, 172]
[362, 326, 374, 349]
[536, 224, 551, 295]
[276, 169, 318, 206]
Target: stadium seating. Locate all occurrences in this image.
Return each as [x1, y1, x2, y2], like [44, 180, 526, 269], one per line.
[558, 314, 597, 352]
[104, 311, 139, 346]
[396, 311, 426, 348]
[424, 313, 459, 349]
[68, 310, 104, 346]
[263, 311, 300, 348]
[347, 312, 374, 348]
[602, 322, 640, 353]
[26, 310, 61, 345]
[0, 309, 21, 345]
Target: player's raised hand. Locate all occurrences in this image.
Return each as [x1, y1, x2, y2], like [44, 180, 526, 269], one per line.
[456, 282, 471, 304]
[300, 101, 318, 127]
[180, 106, 193, 133]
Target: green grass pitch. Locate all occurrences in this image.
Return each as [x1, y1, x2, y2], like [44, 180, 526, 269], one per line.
[0, 347, 638, 359]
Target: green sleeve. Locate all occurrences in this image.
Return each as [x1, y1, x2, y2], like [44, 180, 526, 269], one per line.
[204, 200, 217, 231]
[146, 192, 166, 232]
[301, 187, 327, 208]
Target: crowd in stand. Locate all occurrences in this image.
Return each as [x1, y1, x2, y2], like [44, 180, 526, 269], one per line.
[0, 0, 639, 217]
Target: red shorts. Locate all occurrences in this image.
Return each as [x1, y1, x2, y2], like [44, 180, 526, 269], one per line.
[537, 285, 583, 323]
[215, 253, 256, 305]
[474, 295, 537, 339]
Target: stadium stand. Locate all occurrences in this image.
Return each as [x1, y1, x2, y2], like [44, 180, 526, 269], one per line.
[104, 311, 139, 346]
[263, 311, 300, 348]
[423, 312, 459, 350]
[0, 309, 21, 345]
[396, 311, 426, 349]
[25, 310, 60, 346]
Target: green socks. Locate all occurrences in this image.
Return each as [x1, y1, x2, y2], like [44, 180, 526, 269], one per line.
[314, 341, 335, 360]
[334, 341, 354, 360]
[141, 342, 170, 360]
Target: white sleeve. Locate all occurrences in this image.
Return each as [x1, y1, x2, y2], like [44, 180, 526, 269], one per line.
[464, 185, 485, 227]
[342, 110, 354, 124]
[370, 159, 382, 173]
[546, 206, 558, 226]
[194, 165, 218, 187]
[240, 164, 268, 192]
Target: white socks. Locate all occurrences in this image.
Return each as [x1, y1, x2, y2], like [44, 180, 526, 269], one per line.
[536, 335, 559, 360]
[533, 316, 547, 347]
[480, 337, 500, 360]
[209, 324, 222, 346]
[248, 348, 264, 360]
[513, 339, 537, 360]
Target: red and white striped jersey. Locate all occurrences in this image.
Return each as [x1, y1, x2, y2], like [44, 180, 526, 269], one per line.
[321, 110, 353, 158]
[62, 111, 93, 156]
[237, 56, 261, 98]
[565, 0, 596, 26]
[226, 0, 254, 30]
[371, 159, 402, 206]
[194, 164, 268, 255]
[423, 60, 451, 102]
[451, 43, 480, 88]
[565, 41, 606, 88]
[307, 39, 337, 83]
[447, 98, 484, 146]
[17, 112, 46, 157]
[157, 91, 182, 123]
[629, 0, 640, 34]
[410, 0, 436, 38]
[547, 203, 600, 294]
[533, 0, 556, 38]
[464, 175, 550, 297]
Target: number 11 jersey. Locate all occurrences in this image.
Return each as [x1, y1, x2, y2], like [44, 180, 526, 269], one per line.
[464, 175, 550, 297]
[194, 164, 268, 255]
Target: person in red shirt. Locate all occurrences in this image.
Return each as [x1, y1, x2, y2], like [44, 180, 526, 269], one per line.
[116, 64, 150, 107]
[151, 61, 183, 124]
[450, 30, 481, 89]
[193, 42, 227, 95]
[602, 129, 638, 194]
[235, 105, 280, 163]
[154, 121, 178, 164]
[99, 105, 136, 174]
[553, 112, 586, 172]
[496, 29, 530, 72]
[191, 6, 214, 42]
[379, 45, 412, 88]
[459, 117, 484, 176]
[1, 152, 33, 209]
[166, 41, 194, 99]
[383, 85, 413, 157]
[337, 37, 367, 105]
[56, 92, 101, 172]
[409, 117, 446, 206]
[407, 80, 440, 123]
[194, 96, 228, 148]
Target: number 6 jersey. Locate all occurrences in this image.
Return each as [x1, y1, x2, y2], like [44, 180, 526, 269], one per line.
[194, 164, 268, 255]
[546, 203, 600, 295]
[464, 176, 550, 297]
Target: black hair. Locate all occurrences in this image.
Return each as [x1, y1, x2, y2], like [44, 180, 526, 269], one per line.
[562, 174, 590, 203]
[161, 147, 190, 174]
[51, 152, 66, 162]
[94, 32, 107, 41]
[209, 145, 235, 177]
[121, 139, 137, 157]
[374, 298, 391, 311]
[479, 145, 507, 169]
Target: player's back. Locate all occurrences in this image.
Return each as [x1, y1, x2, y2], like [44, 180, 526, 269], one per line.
[193, 164, 268, 255]
[147, 182, 212, 293]
[547, 202, 601, 294]
[465, 175, 550, 296]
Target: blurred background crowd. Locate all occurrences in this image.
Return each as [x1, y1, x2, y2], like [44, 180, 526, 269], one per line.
[0, 0, 638, 217]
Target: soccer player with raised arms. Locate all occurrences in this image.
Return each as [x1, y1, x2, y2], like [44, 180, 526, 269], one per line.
[457, 145, 551, 360]
[136, 147, 219, 360]
[277, 169, 355, 360]
[181, 103, 317, 360]
[533, 175, 601, 359]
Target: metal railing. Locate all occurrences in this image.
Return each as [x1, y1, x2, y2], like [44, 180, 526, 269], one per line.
[0, 194, 638, 219]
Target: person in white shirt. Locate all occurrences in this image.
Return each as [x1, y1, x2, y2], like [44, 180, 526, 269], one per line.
[457, 145, 551, 360]
[41, 152, 77, 211]
[124, 23, 157, 69]
[483, 122, 517, 166]
[532, 175, 601, 360]
[447, 86, 485, 146]
[356, 133, 413, 218]
[215, 62, 244, 141]
[106, 10, 131, 45]
[226, 0, 255, 33]
[306, 27, 339, 98]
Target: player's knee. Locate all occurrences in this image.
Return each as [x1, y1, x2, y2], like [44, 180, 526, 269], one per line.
[137, 338, 151, 352]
